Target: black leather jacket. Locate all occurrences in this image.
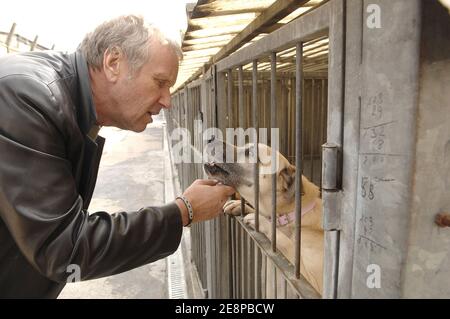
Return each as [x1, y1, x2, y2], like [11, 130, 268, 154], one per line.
[0, 51, 182, 298]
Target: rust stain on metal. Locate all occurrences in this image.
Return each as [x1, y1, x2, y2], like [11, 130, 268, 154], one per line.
[435, 213, 450, 227]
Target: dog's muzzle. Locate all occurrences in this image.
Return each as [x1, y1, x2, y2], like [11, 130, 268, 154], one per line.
[204, 162, 229, 176]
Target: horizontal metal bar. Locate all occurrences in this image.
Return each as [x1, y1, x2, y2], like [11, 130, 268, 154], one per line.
[186, 80, 202, 89]
[216, 1, 330, 72]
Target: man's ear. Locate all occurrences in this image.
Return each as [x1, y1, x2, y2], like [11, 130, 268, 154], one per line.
[280, 164, 297, 198]
[103, 46, 122, 82]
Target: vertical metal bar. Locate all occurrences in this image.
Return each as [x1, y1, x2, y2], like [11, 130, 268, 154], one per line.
[263, 255, 267, 299]
[241, 227, 247, 298]
[227, 69, 233, 127]
[201, 225, 205, 291]
[252, 60, 260, 232]
[301, 79, 305, 178]
[247, 237, 255, 298]
[255, 246, 262, 298]
[270, 52, 277, 252]
[281, 277, 287, 299]
[209, 219, 220, 298]
[238, 66, 245, 128]
[319, 79, 325, 189]
[282, 79, 288, 155]
[270, 52, 278, 299]
[204, 225, 208, 295]
[272, 264, 277, 299]
[234, 218, 242, 298]
[230, 216, 236, 298]
[295, 43, 304, 279]
[238, 66, 247, 217]
[178, 94, 181, 129]
[199, 225, 203, 288]
[216, 219, 222, 298]
[194, 225, 198, 283]
[227, 215, 233, 298]
[30, 35, 38, 51]
[217, 71, 228, 134]
[213, 218, 218, 298]
[310, 79, 315, 181]
[199, 225, 202, 286]
[5, 23, 16, 53]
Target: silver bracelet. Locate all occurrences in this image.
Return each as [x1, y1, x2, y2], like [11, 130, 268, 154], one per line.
[176, 195, 194, 227]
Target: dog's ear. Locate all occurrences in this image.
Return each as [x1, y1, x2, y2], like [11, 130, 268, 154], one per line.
[280, 164, 296, 197]
[280, 165, 306, 198]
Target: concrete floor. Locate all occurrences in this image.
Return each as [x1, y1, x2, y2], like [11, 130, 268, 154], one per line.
[58, 114, 180, 299]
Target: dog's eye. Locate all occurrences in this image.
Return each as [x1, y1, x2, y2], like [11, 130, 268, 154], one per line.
[245, 147, 259, 162]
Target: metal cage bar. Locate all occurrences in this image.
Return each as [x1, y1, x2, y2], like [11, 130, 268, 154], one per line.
[295, 42, 304, 279]
[270, 51, 277, 253]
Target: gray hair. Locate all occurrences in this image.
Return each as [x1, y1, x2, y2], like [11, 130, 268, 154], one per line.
[78, 15, 183, 74]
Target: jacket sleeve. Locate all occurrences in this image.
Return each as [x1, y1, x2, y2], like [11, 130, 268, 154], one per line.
[0, 75, 183, 283]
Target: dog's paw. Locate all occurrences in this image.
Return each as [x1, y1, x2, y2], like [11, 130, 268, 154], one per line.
[243, 213, 256, 230]
[223, 200, 255, 216]
[223, 200, 244, 216]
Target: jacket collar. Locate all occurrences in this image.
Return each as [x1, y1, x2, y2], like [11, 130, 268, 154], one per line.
[69, 51, 97, 136]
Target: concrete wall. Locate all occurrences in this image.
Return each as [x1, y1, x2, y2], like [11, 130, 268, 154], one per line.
[339, 0, 450, 298]
[350, 0, 422, 298]
[403, 0, 450, 298]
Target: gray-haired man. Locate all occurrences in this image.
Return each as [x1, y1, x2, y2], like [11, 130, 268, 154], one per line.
[0, 15, 234, 298]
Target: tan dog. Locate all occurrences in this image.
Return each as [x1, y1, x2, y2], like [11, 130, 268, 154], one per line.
[204, 138, 324, 295]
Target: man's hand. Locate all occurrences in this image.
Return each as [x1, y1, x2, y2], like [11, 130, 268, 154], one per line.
[175, 179, 235, 226]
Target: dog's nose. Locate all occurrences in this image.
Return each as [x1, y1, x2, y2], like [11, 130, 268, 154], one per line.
[207, 135, 216, 144]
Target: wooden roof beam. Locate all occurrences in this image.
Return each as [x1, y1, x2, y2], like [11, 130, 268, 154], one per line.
[212, 0, 312, 63]
[181, 0, 312, 86]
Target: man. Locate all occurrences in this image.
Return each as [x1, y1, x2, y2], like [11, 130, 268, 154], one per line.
[0, 15, 234, 298]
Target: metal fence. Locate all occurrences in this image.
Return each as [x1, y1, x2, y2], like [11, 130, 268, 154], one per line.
[0, 23, 52, 56]
[166, 0, 344, 298]
[167, 0, 450, 299]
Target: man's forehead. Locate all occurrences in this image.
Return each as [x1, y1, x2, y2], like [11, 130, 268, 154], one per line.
[153, 71, 178, 86]
[146, 48, 179, 84]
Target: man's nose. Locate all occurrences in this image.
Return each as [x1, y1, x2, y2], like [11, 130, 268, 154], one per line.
[159, 89, 172, 109]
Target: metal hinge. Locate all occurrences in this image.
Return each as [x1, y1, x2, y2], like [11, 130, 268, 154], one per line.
[322, 143, 342, 231]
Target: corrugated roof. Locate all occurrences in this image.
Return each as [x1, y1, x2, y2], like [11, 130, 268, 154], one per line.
[174, 0, 327, 91]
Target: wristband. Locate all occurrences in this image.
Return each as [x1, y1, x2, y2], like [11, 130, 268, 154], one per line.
[176, 195, 194, 227]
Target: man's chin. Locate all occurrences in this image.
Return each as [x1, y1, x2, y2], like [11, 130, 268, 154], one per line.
[129, 122, 148, 133]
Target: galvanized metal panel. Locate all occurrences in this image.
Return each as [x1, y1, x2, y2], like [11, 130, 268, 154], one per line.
[351, 0, 421, 298]
[336, 0, 363, 299]
[323, 230, 340, 298]
[321, 0, 345, 299]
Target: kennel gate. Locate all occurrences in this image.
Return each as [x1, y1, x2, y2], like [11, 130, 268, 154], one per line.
[168, 0, 344, 299]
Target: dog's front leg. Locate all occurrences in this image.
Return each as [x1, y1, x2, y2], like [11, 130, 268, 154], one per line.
[244, 214, 296, 265]
[243, 213, 272, 236]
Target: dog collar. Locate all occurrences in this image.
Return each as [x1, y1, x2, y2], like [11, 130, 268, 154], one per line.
[275, 201, 316, 226]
